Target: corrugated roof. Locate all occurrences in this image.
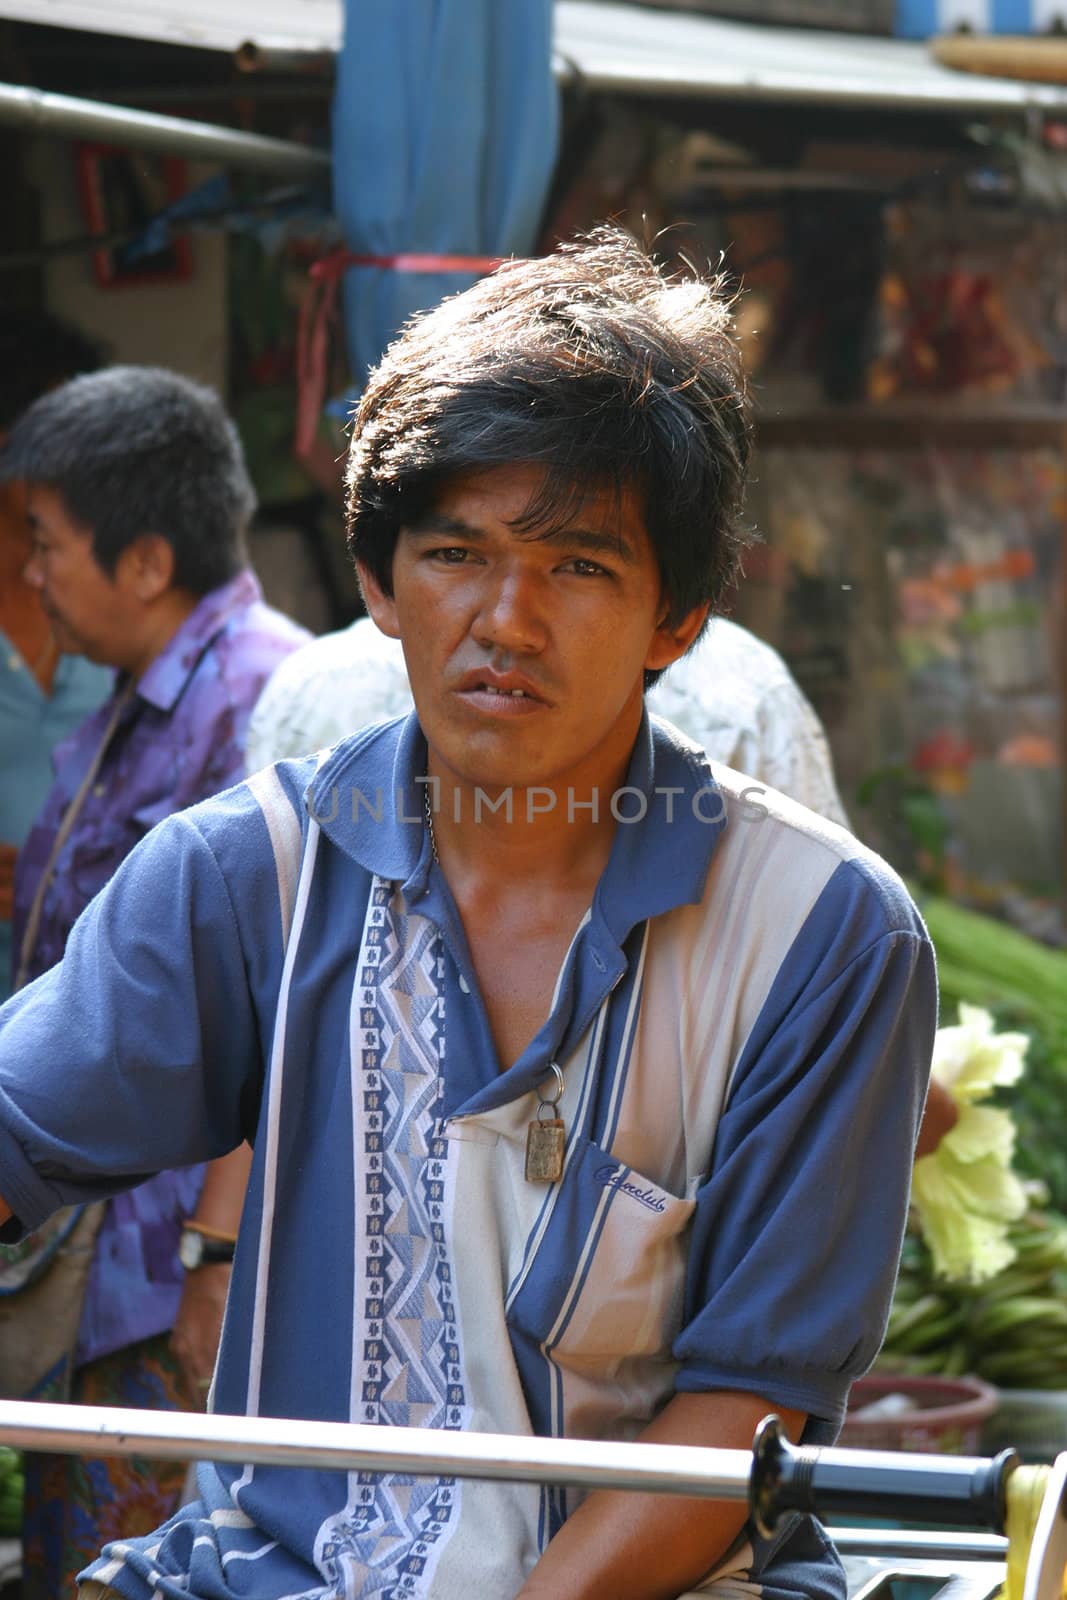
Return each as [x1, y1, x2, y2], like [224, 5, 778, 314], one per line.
[2, 0, 338, 54]
[4, 0, 1067, 116]
[557, 1, 1067, 113]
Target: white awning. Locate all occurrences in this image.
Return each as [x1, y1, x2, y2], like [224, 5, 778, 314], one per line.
[556, 1, 1067, 114]
[4, 0, 1067, 117]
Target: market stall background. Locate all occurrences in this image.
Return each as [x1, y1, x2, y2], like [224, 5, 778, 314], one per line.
[1, 0, 1066, 1503]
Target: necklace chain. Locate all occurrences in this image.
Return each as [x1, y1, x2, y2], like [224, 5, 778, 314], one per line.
[424, 784, 439, 864]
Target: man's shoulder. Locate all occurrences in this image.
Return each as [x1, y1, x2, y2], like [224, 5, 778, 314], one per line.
[308, 713, 411, 792]
[258, 617, 404, 692]
[697, 759, 926, 952]
[141, 751, 322, 890]
[172, 596, 309, 740]
[211, 595, 311, 675]
[642, 758, 931, 1076]
[156, 737, 390, 938]
[243, 717, 409, 823]
[723, 764, 921, 928]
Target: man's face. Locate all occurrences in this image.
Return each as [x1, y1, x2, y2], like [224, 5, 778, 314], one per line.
[360, 463, 706, 797]
[22, 483, 140, 667]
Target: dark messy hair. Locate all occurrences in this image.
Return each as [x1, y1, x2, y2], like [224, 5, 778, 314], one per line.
[345, 225, 753, 635]
[0, 365, 256, 595]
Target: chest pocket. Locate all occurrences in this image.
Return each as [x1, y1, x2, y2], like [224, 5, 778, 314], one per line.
[506, 1134, 696, 1374]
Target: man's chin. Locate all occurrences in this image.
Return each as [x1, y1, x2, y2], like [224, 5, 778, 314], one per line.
[45, 621, 75, 655]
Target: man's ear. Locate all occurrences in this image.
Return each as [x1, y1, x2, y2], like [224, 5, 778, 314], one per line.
[119, 534, 175, 603]
[355, 560, 402, 640]
[644, 600, 710, 675]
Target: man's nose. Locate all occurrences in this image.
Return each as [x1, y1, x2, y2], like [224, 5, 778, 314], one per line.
[472, 568, 548, 654]
[22, 552, 44, 590]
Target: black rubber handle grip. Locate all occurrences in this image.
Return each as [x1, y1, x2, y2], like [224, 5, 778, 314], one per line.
[749, 1414, 1018, 1539]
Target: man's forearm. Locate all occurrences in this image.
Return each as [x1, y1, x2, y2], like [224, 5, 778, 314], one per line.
[515, 1391, 806, 1600]
[189, 1143, 252, 1237]
[169, 1145, 252, 1406]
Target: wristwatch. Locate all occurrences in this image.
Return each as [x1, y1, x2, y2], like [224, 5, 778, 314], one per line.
[178, 1227, 236, 1271]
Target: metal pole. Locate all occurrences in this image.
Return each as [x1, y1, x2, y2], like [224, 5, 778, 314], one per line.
[0, 82, 330, 179]
[0, 1400, 753, 1502]
[0, 1401, 1036, 1547]
[829, 1528, 1008, 1560]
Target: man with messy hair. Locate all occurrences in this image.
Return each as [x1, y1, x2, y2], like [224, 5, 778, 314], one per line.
[0, 232, 934, 1600]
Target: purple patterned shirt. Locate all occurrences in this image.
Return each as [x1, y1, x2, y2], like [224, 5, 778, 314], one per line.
[12, 569, 309, 1365]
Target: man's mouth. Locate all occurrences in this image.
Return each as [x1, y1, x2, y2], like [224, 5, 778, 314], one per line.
[456, 669, 548, 705]
[472, 683, 535, 698]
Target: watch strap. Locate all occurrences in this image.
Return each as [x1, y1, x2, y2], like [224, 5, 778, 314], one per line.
[180, 1228, 235, 1267]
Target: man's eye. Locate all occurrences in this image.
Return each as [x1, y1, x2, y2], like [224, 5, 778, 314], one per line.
[565, 558, 609, 577]
[431, 547, 471, 564]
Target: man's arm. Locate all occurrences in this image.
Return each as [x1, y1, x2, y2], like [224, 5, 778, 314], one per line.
[170, 1142, 253, 1406]
[0, 805, 269, 1235]
[517, 1391, 805, 1600]
[916, 1077, 958, 1158]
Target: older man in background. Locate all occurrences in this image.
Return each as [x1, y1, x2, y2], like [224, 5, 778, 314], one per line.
[0, 364, 309, 1600]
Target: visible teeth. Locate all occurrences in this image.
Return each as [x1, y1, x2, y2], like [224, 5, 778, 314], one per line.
[476, 683, 528, 697]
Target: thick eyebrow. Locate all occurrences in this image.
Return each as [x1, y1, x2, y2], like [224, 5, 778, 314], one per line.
[404, 512, 638, 565]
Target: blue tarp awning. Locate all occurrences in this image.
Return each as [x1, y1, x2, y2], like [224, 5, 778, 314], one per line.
[331, 0, 558, 395]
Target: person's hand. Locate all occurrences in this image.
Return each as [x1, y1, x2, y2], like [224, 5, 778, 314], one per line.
[915, 1077, 959, 1159]
[0, 842, 17, 923]
[170, 1264, 231, 1410]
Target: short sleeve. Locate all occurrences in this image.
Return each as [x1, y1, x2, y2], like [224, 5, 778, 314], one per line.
[673, 873, 937, 1435]
[0, 807, 265, 1234]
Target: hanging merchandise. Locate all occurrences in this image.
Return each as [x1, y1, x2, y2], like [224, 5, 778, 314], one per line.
[868, 203, 1062, 405]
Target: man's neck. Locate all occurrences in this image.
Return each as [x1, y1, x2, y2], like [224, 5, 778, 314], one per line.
[425, 755, 635, 895]
[425, 758, 634, 1071]
[122, 589, 200, 682]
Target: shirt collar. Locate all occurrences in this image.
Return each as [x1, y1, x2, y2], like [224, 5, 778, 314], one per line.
[308, 712, 431, 886]
[594, 710, 724, 945]
[134, 570, 262, 712]
[308, 708, 724, 937]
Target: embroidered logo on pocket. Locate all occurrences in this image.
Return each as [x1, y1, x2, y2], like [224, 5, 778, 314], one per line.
[594, 1164, 667, 1214]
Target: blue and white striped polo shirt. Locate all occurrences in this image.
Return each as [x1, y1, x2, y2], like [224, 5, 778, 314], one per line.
[0, 712, 936, 1600]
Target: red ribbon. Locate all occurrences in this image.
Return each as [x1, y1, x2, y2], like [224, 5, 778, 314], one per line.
[310, 249, 504, 280]
[294, 249, 505, 460]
